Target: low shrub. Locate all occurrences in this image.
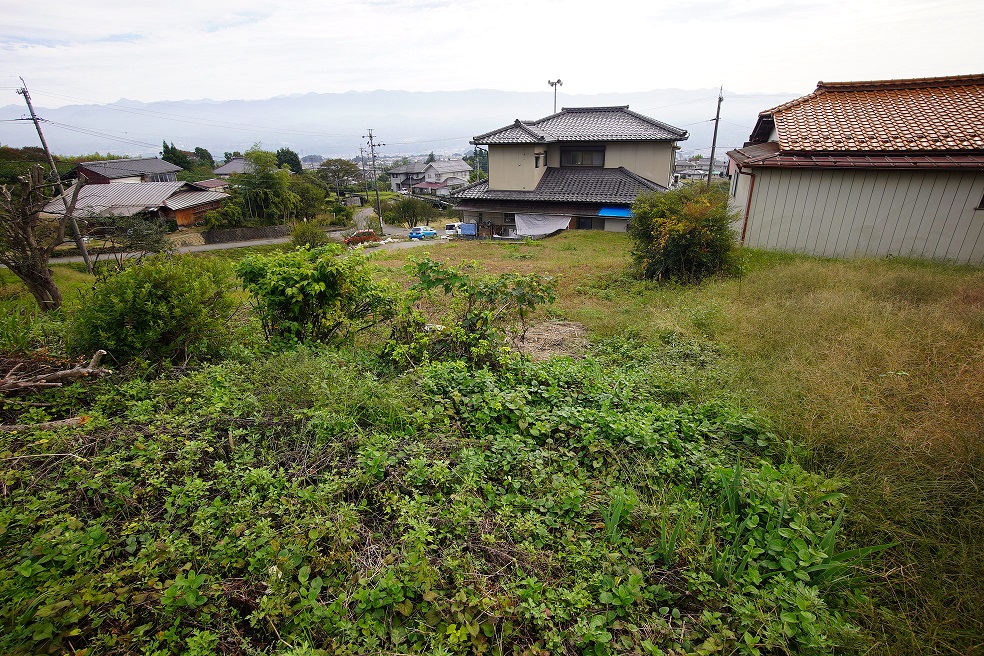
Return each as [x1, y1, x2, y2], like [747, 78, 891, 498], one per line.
[290, 221, 330, 249]
[236, 245, 398, 346]
[68, 255, 238, 365]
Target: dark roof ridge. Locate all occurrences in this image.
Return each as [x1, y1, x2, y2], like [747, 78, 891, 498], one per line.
[817, 73, 984, 92]
[558, 105, 630, 112]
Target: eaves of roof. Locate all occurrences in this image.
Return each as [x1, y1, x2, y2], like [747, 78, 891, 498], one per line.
[451, 167, 665, 204]
[736, 152, 984, 170]
[471, 106, 688, 145]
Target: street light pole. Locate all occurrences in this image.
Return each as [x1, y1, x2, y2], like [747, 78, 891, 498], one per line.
[548, 79, 563, 113]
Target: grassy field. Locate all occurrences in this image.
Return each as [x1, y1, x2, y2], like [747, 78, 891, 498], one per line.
[370, 231, 984, 653]
[2, 232, 982, 653]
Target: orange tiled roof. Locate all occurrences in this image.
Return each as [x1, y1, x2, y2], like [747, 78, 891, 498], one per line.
[763, 74, 984, 153]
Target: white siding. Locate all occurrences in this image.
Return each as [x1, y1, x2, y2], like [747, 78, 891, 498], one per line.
[741, 168, 984, 264]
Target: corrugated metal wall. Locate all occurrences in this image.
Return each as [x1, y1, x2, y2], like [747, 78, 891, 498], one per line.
[742, 169, 984, 264]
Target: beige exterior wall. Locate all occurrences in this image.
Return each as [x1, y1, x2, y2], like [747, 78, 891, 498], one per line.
[491, 141, 676, 190]
[604, 142, 675, 187]
[488, 145, 548, 190]
[734, 167, 984, 264]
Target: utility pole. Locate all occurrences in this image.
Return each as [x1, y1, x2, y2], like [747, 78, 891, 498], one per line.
[706, 86, 724, 189]
[17, 77, 93, 274]
[363, 130, 385, 235]
[548, 79, 563, 114]
[358, 147, 371, 206]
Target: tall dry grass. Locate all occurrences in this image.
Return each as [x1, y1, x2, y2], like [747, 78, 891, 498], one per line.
[708, 256, 984, 654]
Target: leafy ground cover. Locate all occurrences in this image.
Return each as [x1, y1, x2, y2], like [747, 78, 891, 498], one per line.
[1, 231, 981, 654]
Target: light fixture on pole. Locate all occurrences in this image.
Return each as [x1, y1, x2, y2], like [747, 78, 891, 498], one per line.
[548, 79, 563, 113]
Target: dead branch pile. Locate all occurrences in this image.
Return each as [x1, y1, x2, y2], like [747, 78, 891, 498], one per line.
[0, 350, 112, 397]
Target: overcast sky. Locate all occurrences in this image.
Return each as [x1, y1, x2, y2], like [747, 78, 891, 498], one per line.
[2, 0, 982, 108]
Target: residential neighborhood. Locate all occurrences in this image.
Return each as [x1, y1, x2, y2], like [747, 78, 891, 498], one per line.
[2, 49, 983, 656]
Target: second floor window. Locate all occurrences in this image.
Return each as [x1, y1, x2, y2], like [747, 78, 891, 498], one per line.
[561, 148, 604, 167]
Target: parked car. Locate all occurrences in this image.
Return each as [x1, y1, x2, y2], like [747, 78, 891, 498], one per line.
[344, 229, 380, 246]
[444, 222, 463, 237]
[408, 226, 437, 239]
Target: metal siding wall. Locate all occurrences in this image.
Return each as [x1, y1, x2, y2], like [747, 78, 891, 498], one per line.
[744, 169, 984, 263]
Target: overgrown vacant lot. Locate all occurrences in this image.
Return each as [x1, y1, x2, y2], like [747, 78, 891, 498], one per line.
[1, 232, 981, 655]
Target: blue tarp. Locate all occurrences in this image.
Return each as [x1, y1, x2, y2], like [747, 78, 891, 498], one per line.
[598, 206, 632, 218]
[460, 222, 478, 236]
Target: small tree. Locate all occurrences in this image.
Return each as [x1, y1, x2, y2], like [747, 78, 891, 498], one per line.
[161, 141, 192, 170]
[383, 197, 438, 229]
[276, 147, 303, 174]
[193, 147, 215, 168]
[628, 184, 739, 283]
[0, 165, 84, 311]
[316, 158, 361, 196]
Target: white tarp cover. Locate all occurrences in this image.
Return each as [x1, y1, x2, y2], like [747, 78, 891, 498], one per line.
[515, 213, 571, 236]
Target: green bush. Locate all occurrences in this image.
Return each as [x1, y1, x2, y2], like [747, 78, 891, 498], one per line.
[629, 183, 739, 283]
[386, 257, 556, 367]
[290, 221, 330, 249]
[236, 245, 398, 346]
[68, 255, 238, 365]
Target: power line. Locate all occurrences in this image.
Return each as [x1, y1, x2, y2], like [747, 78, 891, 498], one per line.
[29, 88, 361, 139]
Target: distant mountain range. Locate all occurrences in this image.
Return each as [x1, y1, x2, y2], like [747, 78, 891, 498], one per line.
[0, 88, 801, 161]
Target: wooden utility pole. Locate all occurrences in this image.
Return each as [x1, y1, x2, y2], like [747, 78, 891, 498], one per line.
[363, 129, 385, 234]
[706, 86, 724, 189]
[17, 77, 93, 274]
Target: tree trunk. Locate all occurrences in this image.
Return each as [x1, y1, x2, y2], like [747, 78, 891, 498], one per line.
[24, 269, 63, 311]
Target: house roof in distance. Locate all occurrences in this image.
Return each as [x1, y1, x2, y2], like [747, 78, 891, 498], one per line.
[472, 106, 688, 145]
[452, 167, 665, 204]
[43, 182, 227, 217]
[73, 157, 182, 179]
[754, 74, 984, 153]
[213, 157, 246, 175]
[425, 160, 471, 173]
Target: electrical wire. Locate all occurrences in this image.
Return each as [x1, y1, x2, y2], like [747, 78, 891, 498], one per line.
[31, 89, 361, 139]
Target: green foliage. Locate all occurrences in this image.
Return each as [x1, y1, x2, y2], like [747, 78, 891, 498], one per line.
[276, 147, 303, 174]
[386, 257, 556, 366]
[160, 141, 192, 171]
[90, 212, 174, 269]
[0, 343, 880, 655]
[236, 245, 398, 346]
[68, 255, 237, 365]
[290, 221, 330, 249]
[192, 147, 215, 169]
[629, 184, 739, 283]
[382, 196, 439, 229]
[316, 158, 362, 194]
[289, 175, 328, 220]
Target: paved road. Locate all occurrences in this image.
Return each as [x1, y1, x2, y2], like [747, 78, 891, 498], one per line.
[46, 225, 443, 265]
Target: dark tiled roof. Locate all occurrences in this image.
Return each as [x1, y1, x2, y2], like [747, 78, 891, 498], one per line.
[75, 157, 182, 179]
[753, 74, 984, 153]
[472, 106, 688, 144]
[452, 167, 665, 204]
[454, 200, 616, 215]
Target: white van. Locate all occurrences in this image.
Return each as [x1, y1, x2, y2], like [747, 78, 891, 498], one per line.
[444, 222, 463, 237]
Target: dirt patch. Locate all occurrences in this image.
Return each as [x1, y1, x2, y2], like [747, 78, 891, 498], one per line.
[511, 321, 589, 361]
